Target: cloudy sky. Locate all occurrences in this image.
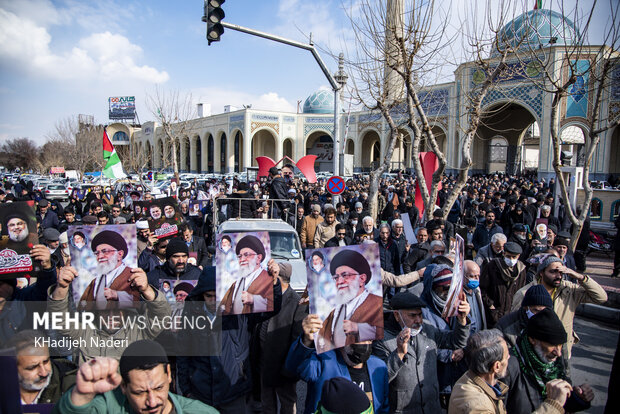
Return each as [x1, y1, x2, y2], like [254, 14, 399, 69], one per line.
[0, 0, 612, 145]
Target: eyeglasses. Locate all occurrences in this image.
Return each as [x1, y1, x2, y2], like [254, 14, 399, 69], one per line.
[94, 249, 118, 256]
[237, 252, 257, 259]
[332, 272, 359, 281]
[337, 233, 346, 236]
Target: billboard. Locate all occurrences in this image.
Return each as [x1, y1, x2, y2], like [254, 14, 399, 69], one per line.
[108, 96, 136, 120]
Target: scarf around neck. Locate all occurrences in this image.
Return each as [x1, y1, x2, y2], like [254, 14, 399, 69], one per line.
[514, 334, 565, 398]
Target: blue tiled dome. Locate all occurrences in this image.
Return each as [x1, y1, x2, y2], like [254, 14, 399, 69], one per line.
[492, 9, 579, 57]
[303, 90, 334, 114]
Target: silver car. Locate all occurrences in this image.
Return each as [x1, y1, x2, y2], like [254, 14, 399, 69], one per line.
[44, 184, 69, 200]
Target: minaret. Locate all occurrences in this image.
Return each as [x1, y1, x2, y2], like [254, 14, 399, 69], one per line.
[384, 0, 405, 103]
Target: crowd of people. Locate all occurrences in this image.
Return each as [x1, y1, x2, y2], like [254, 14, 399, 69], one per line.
[0, 167, 617, 414]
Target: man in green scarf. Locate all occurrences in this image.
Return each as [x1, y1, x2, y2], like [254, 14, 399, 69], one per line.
[505, 308, 594, 414]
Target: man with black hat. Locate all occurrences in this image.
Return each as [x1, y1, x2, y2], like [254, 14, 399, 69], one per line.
[316, 377, 372, 414]
[511, 256, 607, 358]
[480, 241, 527, 326]
[220, 234, 274, 315]
[41, 227, 64, 268]
[37, 199, 59, 230]
[373, 290, 470, 413]
[496, 284, 553, 349]
[316, 249, 383, 353]
[505, 308, 595, 414]
[508, 222, 529, 252]
[53, 340, 218, 413]
[146, 237, 201, 289]
[553, 231, 576, 272]
[80, 230, 141, 306]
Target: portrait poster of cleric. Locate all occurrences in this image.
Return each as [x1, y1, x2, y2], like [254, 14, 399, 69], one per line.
[144, 197, 184, 238]
[216, 232, 273, 315]
[67, 224, 140, 309]
[0, 201, 38, 277]
[306, 244, 384, 354]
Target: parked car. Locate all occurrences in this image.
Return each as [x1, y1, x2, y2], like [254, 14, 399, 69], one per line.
[44, 184, 69, 201]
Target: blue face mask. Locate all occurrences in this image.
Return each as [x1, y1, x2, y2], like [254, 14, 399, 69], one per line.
[466, 279, 480, 290]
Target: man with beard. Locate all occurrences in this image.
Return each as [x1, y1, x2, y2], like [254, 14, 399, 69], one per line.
[316, 249, 383, 352]
[355, 216, 379, 244]
[402, 227, 430, 273]
[146, 238, 201, 289]
[135, 220, 151, 257]
[300, 204, 323, 249]
[474, 232, 507, 270]
[220, 234, 274, 315]
[505, 308, 594, 414]
[53, 340, 217, 413]
[3, 212, 38, 250]
[163, 203, 177, 220]
[373, 291, 470, 414]
[314, 207, 339, 249]
[472, 210, 503, 252]
[511, 256, 607, 358]
[5, 330, 77, 405]
[37, 199, 59, 230]
[148, 204, 165, 227]
[80, 230, 141, 308]
[285, 314, 389, 414]
[179, 223, 209, 269]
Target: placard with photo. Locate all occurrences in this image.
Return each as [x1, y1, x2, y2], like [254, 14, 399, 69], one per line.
[189, 200, 208, 216]
[143, 197, 184, 238]
[0, 201, 38, 278]
[216, 232, 273, 315]
[67, 224, 139, 309]
[306, 244, 384, 354]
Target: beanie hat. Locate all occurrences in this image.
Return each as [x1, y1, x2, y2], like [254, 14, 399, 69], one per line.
[431, 264, 452, 287]
[522, 285, 553, 309]
[536, 256, 563, 274]
[120, 340, 168, 380]
[166, 238, 189, 260]
[318, 377, 372, 414]
[526, 308, 567, 345]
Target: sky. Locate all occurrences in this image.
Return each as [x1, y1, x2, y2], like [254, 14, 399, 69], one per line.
[0, 0, 614, 145]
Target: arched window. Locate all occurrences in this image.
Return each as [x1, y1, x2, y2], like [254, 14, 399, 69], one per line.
[113, 131, 128, 142]
[589, 198, 602, 221]
[610, 199, 620, 222]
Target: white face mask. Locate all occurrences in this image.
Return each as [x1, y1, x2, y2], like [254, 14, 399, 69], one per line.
[398, 311, 423, 336]
[504, 257, 518, 267]
[351, 220, 358, 226]
[526, 309, 535, 319]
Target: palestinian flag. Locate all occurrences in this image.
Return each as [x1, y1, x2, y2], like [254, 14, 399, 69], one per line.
[103, 128, 126, 179]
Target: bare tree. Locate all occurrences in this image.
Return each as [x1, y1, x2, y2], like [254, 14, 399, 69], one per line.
[146, 87, 196, 183]
[511, 0, 620, 250]
[340, 0, 518, 220]
[0, 138, 41, 171]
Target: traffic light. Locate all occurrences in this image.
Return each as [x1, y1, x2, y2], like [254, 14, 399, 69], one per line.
[202, 0, 225, 45]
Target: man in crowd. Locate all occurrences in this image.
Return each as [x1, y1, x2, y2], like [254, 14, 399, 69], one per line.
[300, 204, 323, 249]
[475, 233, 507, 271]
[5, 330, 77, 405]
[53, 340, 217, 413]
[511, 255, 607, 358]
[402, 227, 430, 273]
[373, 291, 471, 413]
[356, 216, 379, 243]
[473, 210, 503, 252]
[179, 223, 209, 269]
[221, 234, 273, 314]
[324, 223, 352, 247]
[147, 237, 202, 289]
[480, 241, 527, 326]
[505, 308, 594, 414]
[313, 207, 338, 249]
[37, 199, 59, 230]
[376, 223, 401, 275]
[463, 260, 487, 334]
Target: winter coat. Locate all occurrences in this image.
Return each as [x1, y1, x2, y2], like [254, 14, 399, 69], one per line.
[285, 337, 389, 414]
[474, 244, 503, 270]
[372, 316, 470, 414]
[511, 276, 607, 357]
[480, 258, 527, 327]
[313, 220, 339, 248]
[300, 215, 323, 248]
[448, 370, 508, 414]
[376, 237, 401, 274]
[177, 268, 282, 407]
[38, 358, 77, 404]
[472, 223, 503, 251]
